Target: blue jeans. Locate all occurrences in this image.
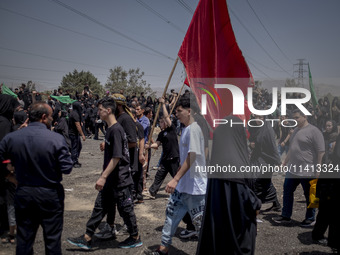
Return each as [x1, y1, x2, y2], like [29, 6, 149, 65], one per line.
[281, 172, 315, 221]
[161, 190, 205, 247]
[277, 144, 289, 157]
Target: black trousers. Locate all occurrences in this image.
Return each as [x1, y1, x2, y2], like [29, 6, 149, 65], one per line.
[149, 158, 179, 195]
[15, 185, 64, 255]
[69, 134, 82, 164]
[94, 122, 105, 139]
[85, 186, 138, 237]
[132, 161, 144, 199]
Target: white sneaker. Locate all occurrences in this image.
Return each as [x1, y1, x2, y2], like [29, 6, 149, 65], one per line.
[115, 224, 129, 236]
[143, 190, 156, 199]
[179, 229, 197, 238]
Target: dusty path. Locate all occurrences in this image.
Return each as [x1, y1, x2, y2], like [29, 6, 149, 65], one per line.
[1, 131, 333, 254]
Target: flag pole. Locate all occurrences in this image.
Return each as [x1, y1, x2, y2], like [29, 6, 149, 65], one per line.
[169, 80, 186, 115]
[142, 57, 179, 191]
[147, 56, 179, 144]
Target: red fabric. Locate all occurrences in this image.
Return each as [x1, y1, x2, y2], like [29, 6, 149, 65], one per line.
[178, 0, 253, 127]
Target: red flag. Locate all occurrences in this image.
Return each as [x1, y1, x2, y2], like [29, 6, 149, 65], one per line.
[178, 0, 253, 128]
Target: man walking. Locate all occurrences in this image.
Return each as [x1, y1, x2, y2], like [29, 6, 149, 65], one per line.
[273, 109, 325, 227]
[0, 102, 73, 255]
[149, 96, 207, 255]
[67, 97, 142, 250]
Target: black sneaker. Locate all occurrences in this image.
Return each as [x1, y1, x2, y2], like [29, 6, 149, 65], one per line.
[300, 219, 316, 228]
[313, 238, 328, 246]
[331, 248, 339, 254]
[94, 223, 117, 240]
[118, 235, 143, 248]
[134, 194, 144, 204]
[73, 163, 82, 168]
[67, 235, 91, 250]
[146, 249, 168, 255]
[264, 204, 282, 212]
[272, 216, 291, 224]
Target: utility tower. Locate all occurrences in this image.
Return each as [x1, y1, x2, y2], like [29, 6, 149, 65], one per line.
[293, 59, 308, 87]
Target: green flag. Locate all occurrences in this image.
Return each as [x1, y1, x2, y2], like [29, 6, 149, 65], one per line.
[308, 63, 318, 108]
[1, 84, 18, 98]
[51, 95, 77, 104]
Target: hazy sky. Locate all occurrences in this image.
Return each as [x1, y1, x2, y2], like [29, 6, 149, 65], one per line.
[1, 0, 340, 93]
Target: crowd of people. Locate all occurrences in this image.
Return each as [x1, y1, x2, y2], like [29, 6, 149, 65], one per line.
[0, 83, 340, 254]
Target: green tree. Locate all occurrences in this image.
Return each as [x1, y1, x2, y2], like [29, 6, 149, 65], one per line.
[60, 69, 104, 97]
[105, 66, 156, 97]
[254, 80, 262, 89]
[285, 78, 297, 87]
[105, 66, 128, 93]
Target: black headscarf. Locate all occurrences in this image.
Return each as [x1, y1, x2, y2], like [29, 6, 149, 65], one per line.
[323, 120, 338, 144]
[0, 94, 19, 120]
[0, 95, 20, 140]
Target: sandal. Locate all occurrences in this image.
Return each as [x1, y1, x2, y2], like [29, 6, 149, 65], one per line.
[8, 234, 15, 244]
[1, 234, 15, 244]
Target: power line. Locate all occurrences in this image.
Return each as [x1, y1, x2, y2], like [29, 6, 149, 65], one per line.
[229, 8, 293, 78]
[0, 63, 107, 78]
[175, 0, 194, 14]
[246, 60, 286, 89]
[245, 0, 293, 65]
[0, 64, 67, 73]
[0, 74, 60, 85]
[246, 60, 272, 79]
[1, 46, 166, 78]
[135, 0, 185, 33]
[245, 54, 290, 73]
[0, 46, 110, 70]
[0, 7, 161, 59]
[0, 62, 168, 80]
[49, 0, 175, 60]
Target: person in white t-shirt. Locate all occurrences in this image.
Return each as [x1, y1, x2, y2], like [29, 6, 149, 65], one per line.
[149, 96, 207, 255]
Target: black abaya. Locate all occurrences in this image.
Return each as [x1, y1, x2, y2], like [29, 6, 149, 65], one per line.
[197, 116, 261, 255]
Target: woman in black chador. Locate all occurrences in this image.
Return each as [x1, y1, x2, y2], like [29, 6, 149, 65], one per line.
[196, 116, 261, 255]
[249, 115, 281, 212]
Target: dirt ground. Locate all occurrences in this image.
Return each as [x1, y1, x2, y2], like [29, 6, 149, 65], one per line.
[0, 130, 334, 255]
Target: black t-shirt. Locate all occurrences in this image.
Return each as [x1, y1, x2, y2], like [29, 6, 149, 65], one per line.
[68, 111, 80, 135]
[136, 122, 144, 140]
[104, 123, 132, 188]
[117, 112, 137, 144]
[157, 123, 179, 160]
